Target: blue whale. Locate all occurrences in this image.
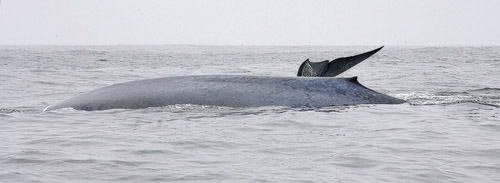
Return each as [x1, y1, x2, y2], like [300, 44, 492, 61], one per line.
[44, 75, 404, 111]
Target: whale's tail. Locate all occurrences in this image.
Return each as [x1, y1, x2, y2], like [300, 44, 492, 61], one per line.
[297, 46, 384, 77]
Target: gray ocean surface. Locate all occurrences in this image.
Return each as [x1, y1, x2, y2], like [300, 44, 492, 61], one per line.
[0, 45, 499, 183]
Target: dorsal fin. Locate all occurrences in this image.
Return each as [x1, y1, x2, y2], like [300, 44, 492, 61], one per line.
[322, 46, 384, 77]
[345, 76, 359, 84]
[343, 76, 373, 91]
[297, 59, 329, 77]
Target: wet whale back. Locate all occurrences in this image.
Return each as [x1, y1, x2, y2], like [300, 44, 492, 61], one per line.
[44, 75, 404, 111]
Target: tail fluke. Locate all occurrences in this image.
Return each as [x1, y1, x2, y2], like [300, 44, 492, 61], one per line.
[297, 59, 329, 77]
[297, 46, 384, 77]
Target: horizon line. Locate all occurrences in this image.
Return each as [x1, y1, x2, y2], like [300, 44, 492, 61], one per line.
[1, 43, 499, 47]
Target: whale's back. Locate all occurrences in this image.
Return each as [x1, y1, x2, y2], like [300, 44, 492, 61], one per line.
[44, 75, 404, 111]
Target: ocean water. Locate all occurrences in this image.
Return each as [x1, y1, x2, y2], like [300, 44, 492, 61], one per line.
[0, 45, 499, 183]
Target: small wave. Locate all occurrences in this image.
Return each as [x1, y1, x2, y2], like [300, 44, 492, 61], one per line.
[0, 108, 22, 114]
[426, 100, 498, 108]
[400, 91, 500, 108]
[62, 49, 109, 56]
[29, 69, 56, 73]
[132, 149, 173, 155]
[0, 108, 42, 114]
[436, 91, 470, 96]
[469, 87, 500, 92]
[33, 81, 58, 85]
[143, 104, 234, 112]
[3, 158, 48, 164]
[470, 100, 500, 108]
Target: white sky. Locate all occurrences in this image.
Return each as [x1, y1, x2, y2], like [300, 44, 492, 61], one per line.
[1, 0, 499, 45]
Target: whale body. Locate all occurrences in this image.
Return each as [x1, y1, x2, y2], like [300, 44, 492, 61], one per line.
[44, 75, 404, 111]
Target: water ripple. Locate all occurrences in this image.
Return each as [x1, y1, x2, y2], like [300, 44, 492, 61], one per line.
[1, 46, 500, 182]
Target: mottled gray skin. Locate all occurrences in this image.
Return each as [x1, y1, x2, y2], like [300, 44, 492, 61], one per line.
[44, 75, 405, 111]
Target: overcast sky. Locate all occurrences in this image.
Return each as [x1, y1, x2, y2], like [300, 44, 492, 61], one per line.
[1, 0, 499, 46]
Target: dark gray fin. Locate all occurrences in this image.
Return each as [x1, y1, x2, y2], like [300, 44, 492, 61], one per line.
[322, 46, 384, 77]
[297, 59, 329, 76]
[297, 59, 309, 76]
[345, 76, 359, 84]
[344, 76, 374, 90]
